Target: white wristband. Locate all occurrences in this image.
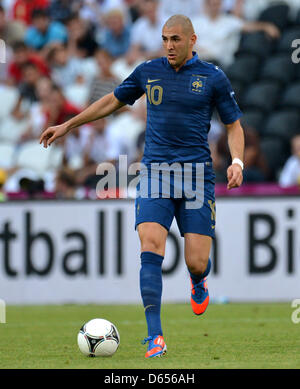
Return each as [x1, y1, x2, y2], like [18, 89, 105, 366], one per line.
[232, 158, 244, 170]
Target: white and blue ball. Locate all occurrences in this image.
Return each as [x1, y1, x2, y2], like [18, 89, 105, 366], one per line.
[77, 318, 120, 357]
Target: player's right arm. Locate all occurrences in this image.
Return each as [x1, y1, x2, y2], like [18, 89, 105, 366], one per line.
[39, 92, 125, 148]
[212, 67, 244, 190]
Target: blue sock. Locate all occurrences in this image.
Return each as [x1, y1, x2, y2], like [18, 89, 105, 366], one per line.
[140, 251, 164, 337]
[189, 258, 211, 284]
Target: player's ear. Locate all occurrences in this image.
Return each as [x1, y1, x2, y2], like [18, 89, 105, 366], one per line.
[190, 33, 197, 47]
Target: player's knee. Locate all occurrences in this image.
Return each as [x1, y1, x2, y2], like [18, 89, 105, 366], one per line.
[141, 237, 164, 255]
[187, 256, 209, 276]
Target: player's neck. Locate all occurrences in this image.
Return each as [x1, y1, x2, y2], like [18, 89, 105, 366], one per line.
[172, 52, 194, 72]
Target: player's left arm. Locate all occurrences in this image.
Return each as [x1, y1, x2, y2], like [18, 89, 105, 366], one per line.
[225, 119, 245, 190]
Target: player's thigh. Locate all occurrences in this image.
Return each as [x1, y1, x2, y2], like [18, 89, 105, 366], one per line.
[175, 165, 216, 239]
[184, 233, 212, 274]
[137, 222, 169, 256]
[135, 196, 175, 256]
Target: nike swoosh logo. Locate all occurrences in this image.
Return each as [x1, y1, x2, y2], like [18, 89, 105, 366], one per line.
[144, 304, 155, 311]
[147, 79, 161, 83]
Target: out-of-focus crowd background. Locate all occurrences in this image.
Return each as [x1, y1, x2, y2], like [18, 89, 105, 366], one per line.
[0, 0, 300, 201]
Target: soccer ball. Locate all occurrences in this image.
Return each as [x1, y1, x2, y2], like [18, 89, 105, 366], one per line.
[77, 318, 120, 357]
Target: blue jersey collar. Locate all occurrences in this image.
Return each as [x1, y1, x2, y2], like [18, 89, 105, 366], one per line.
[185, 51, 199, 66]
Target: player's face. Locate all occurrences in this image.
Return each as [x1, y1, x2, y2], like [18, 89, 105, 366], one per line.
[162, 25, 196, 70]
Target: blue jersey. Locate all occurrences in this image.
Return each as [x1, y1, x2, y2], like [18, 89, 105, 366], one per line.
[114, 52, 242, 164]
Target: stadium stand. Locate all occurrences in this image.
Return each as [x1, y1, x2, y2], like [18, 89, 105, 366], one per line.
[280, 82, 300, 110]
[235, 31, 275, 59]
[263, 110, 300, 142]
[260, 137, 288, 180]
[226, 54, 260, 85]
[230, 1, 300, 182]
[297, 8, 300, 25]
[0, 85, 19, 119]
[297, 62, 300, 80]
[230, 80, 244, 102]
[0, 142, 15, 169]
[240, 110, 265, 137]
[277, 26, 300, 52]
[259, 54, 297, 85]
[241, 81, 281, 113]
[0, 0, 299, 198]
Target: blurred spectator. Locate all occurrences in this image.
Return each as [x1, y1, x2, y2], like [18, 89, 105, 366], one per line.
[74, 117, 123, 187]
[158, 0, 204, 21]
[129, 0, 164, 60]
[192, 0, 280, 67]
[0, 169, 7, 202]
[98, 9, 131, 58]
[110, 47, 144, 81]
[2, 0, 297, 200]
[228, 0, 300, 21]
[67, 113, 142, 190]
[24, 8, 68, 51]
[66, 14, 98, 58]
[19, 76, 54, 142]
[8, 41, 49, 85]
[86, 118, 117, 165]
[279, 135, 300, 188]
[124, 0, 142, 23]
[12, 0, 49, 26]
[0, 4, 25, 46]
[214, 126, 269, 183]
[88, 49, 120, 104]
[158, 0, 242, 21]
[48, 43, 85, 90]
[79, 0, 127, 26]
[18, 61, 41, 102]
[1, 0, 15, 18]
[105, 101, 147, 164]
[44, 85, 81, 128]
[49, 0, 75, 24]
[55, 167, 77, 199]
[207, 116, 224, 170]
[12, 61, 42, 120]
[64, 125, 91, 168]
[19, 177, 45, 198]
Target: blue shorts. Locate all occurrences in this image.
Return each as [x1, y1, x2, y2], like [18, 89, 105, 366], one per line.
[135, 162, 216, 238]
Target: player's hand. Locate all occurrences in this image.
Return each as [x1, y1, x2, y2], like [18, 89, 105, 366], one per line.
[227, 164, 243, 190]
[39, 124, 69, 148]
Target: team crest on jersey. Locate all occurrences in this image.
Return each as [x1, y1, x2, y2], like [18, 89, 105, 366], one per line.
[190, 75, 206, 94]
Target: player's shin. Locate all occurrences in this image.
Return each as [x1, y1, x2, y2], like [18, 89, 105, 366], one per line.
[189, 258, 211, 315]
[139, 251, 164, 337]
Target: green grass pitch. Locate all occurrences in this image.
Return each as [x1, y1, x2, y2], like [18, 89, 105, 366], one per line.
[0, 303, 299, 369]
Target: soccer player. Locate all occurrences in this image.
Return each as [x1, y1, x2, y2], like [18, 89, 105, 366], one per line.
[40, 15, 244, 359]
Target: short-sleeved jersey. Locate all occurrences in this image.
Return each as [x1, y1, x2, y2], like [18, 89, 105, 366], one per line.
[114, 52, 242, 164]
